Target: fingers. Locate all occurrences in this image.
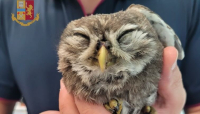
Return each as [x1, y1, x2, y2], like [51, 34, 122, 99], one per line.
[59, 79, 79, 114]
[75, 98, 110, 114]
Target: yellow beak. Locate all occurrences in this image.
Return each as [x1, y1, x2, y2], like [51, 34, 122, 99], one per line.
[98, 45, 108, 72]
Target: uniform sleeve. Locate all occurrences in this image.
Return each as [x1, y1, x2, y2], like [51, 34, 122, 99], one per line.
[0, 1, 21, 101]
[181, 0, 200, 107]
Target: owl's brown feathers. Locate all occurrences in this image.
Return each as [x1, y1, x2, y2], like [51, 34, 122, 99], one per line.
[58, 4, 183, 114]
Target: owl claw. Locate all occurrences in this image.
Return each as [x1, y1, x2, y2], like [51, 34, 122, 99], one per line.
[141, 106, 156, 114]
[104, 99, 123, 114]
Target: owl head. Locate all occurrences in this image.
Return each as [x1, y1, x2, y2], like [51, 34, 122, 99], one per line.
[58, 5, 184, 94]
[58, 8, 164, 89]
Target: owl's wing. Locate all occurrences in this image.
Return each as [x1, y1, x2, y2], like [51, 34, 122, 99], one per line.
[127, 4, 185, 60]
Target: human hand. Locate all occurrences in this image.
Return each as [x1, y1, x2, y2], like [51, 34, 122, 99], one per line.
[41, 47, 186, 114]
[153, 46, 186, 114]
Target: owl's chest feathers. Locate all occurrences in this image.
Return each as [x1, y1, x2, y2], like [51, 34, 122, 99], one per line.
[70, 58, 162, 105]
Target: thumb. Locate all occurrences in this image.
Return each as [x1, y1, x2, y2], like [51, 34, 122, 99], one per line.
[153, 46, 178, 109]
[59, 79, 79, 114]
[158, 46, 178, 93]
[153, 47, 186, 114]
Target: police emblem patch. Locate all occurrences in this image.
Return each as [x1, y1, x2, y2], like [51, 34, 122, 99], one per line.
[11, 0, 39, 26]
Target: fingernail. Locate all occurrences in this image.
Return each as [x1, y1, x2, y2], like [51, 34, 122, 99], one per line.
[171, 61, 177, 71]
[171, 51, 178, 71]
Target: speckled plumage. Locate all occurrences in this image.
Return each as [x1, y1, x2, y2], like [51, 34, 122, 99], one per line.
[58, 4, 184, 114]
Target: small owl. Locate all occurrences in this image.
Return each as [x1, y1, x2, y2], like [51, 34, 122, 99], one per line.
[58, 4, 184, 114]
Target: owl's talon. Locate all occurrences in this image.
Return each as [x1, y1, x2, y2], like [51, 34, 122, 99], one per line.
[142, 106, 156, 114]
[109, 99, 119, 110]
[143, 106, 151, 113]
[104, 99, 122, 114]
[104, 103, 114, 113]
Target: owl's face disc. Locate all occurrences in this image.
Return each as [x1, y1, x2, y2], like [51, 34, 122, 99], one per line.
[58, 9, 162, 90]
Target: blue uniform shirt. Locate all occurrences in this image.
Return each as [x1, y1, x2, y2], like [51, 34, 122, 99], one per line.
[0, 0, 200, 113]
